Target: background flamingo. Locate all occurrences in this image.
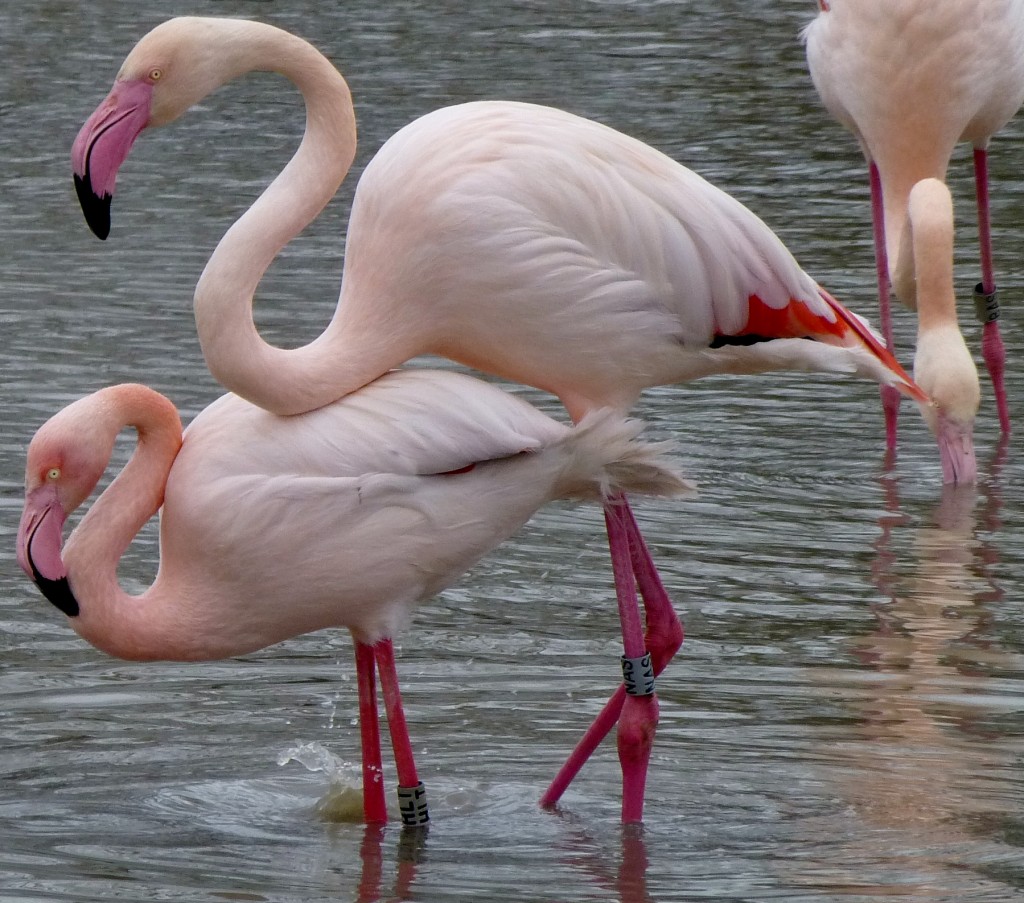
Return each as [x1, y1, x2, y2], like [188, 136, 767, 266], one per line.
[804, 0, 1024, 473]
[16, 369, 688, 826]
[71, 16, 929, 823]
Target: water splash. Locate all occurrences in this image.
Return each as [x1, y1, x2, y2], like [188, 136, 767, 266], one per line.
[277, 741, 365, 823]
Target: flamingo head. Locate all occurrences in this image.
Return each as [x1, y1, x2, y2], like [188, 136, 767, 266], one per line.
[17, 394, 125, 616]
[914, 325, 980, 485]
[72, 17, 266, 239]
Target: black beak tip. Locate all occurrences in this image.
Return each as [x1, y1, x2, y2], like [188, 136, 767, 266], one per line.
[32, 572, 80, 618]
[27, 541, 79, 618]
[73, 172, 111, 241]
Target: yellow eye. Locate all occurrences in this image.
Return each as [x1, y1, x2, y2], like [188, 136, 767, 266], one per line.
[149, 68, 163, 82]
[46, 468, 60, 481]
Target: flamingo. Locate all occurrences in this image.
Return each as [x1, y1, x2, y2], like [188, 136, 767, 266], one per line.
[803, 0, 1024, 475]
[16, 370, 689, 826]
[71, 17, 930, 823]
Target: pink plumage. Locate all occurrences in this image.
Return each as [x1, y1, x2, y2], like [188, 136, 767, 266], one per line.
[804, 0, 1024, 479]
[17, 370, 688, 823]
[70, 17, 928, 823]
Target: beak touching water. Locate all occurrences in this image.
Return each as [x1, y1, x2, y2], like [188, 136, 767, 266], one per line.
[934, 412, 977, 486]
[71, 79, 154, 240]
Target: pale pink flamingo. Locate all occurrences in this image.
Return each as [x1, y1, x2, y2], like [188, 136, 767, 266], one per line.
[71, 17, 929, 823]
[804, 0, 1024, 475]
[16, 370, 688, 826]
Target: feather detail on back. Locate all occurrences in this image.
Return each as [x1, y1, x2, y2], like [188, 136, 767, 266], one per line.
[552, 409, 693, 501]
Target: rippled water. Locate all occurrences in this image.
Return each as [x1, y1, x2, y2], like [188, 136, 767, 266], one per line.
[2, 1, 1023, 901]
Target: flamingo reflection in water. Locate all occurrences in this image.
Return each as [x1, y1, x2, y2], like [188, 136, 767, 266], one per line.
[793, 457, 1013, 895]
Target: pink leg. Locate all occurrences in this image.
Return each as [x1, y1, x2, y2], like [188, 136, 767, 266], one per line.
[973, 146, 1011, 436]
[355, 640, 388, 824]
[622, 502, 683, 675]
[375, 638, 429, 826]
[540, 687, 628, 810]
[541, 495, 680, 822]
[975, 148, 996, 296]
[869, 161, 901, 454]
[605, 497, 657, 823]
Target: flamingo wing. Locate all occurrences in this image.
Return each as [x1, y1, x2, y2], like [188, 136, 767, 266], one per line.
[181, 370, 568, 484]
[339, 101, 924, 411]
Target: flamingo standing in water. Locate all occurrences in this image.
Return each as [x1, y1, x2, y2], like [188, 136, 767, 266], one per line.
[804, 0, 1024, 476]
[71, 17, 929, 823]
[16, 370, 688, 825]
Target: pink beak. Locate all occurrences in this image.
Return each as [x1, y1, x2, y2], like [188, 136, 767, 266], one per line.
[17, 483, 78, 617]
[71, 78, 154, 240]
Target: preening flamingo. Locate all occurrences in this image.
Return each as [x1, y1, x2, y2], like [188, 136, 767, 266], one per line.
[16, 370, 688, 826]
[804, 0, 1024, 477]
[72, 17, 929, 822]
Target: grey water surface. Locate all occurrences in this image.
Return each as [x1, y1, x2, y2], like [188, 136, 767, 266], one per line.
[1, 2, 1023, 901]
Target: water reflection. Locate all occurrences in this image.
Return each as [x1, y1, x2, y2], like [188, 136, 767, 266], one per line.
[557, 825, 654, 903]
[321, 814, 655, 900]
[799, 473, 1020, 897]
[346, 821, 656, 903]
[351, 824, 425, 903]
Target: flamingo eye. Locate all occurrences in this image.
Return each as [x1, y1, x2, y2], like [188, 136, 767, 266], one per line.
[46, 468, 61, 482]
[149, 68, 163, 82]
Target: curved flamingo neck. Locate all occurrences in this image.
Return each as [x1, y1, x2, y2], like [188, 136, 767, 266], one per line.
[869, 133, 958, 305]
[908, 179, 980, 432]
[62, 386, 186, 661]
[193, 27, 366, 415]
[905, 179, 958, 334]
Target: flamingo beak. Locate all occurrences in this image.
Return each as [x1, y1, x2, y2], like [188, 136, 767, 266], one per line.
[71, 78, 154, 240]
[934, 413, 977, 486]
[17, 483, 79, 617]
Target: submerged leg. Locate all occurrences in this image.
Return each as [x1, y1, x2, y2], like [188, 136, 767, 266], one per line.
[355, 640, 388, 824]
[375, 638, 429, 827]
[973, 146, 1011, 436]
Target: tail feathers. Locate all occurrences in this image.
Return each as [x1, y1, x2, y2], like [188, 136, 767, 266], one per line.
[817, 288, 930, 404]
[555, 409, 694, 501]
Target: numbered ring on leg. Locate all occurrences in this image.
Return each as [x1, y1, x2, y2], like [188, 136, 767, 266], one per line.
[397, 781, 429, 827]
[974, 283, 1000, 324]
[621, 652, 655, 697]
